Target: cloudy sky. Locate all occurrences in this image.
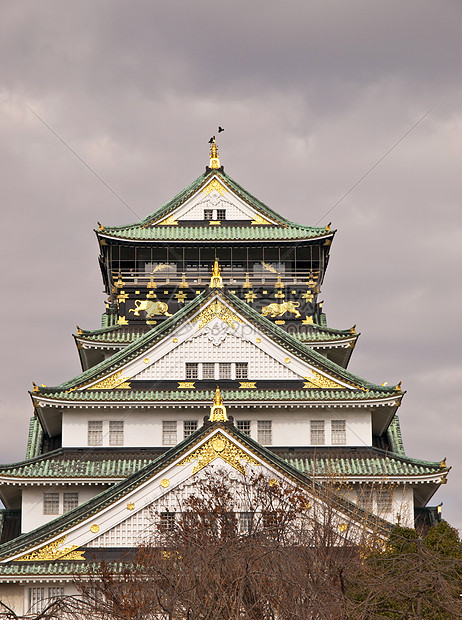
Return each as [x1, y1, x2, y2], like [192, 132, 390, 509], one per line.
[1, 1, 461, 529]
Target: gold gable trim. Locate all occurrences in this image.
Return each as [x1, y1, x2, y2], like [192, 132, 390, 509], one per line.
[191, 299, 243, 330]
[303, 370, 344, 389]
[179, 432, 258, 475]
[157, 214, 179, 226]
[202, 178, 227, 196]
[251, 213, 272, 225]
[88, 371, 131, 390]
[15, 535, 85, 562]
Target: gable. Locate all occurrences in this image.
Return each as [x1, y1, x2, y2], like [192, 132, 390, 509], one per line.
[2, 427, 391, 562]
[156, 176, 277, 226]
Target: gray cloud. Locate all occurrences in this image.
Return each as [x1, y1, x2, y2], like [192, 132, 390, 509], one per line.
[0, 0, 461, 529]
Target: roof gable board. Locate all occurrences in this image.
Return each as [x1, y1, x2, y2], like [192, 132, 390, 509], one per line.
[0, 424, 391, 562]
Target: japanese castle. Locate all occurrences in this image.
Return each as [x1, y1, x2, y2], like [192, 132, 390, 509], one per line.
[0, 140, 449, 614]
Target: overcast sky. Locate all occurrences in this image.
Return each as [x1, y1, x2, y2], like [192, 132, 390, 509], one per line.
[0, 0, 461, 530]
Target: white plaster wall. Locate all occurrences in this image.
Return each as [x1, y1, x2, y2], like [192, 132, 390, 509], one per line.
[62, 407, 371, 449]
[21, 485, 105, 533]
[135, 331, 300, 381]
[342, 484, 414, 527]
[180, 193, 250, 220]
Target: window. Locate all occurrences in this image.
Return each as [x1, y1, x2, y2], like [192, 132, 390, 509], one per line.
[331, 419, 346, 445]
[183, 420, 198, 438]
[310, 420, 325, 445]
[47, 587, 64, 603]
[237, 420, 251, 436]
[204, 209, 213, 220]
[186, 362, 199, 379]
[258, 421, 272, 445]
[235, 362, 248, 379]
[216, 209, 226, 220]
[88, 420, 103, 446]
[239, 512, 254, 534]
[109, 420, 124, 446]
[202, 362, 215, 379]
[63, 492, 79, 513]
[219, 362, 232, 379]
[357, 487, 373, 512]
[160, 511, 176, 531]
[162, 421, 177, 446]
[28, 588, 45, 614]
[377, 488, 393, 513]
[43, 493, 59, 515]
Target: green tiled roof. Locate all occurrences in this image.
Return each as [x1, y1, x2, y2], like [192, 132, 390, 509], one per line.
[0, 446, 446, 481]
[0, 420, 393, 561]
[25, 416, 43, 460]
[99, 170, 331, 242]
[36, 288, 397, 397]
[36, 387, 397, 403]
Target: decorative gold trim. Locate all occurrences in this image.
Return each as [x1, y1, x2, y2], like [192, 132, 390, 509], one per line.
[117, 316, 129, 326]
[76, 325, 83, 336]
[88, 371, 131, 390]
[117, 291, 129, 303]
[160, 479, 170, 488]
[303, 371, 344, 389]
[15, 536, 85, 562]
[209, 258, 224, 288]
[275, 320, 285, 325]
[302, 316, 314, 325]
[209, 137, 220, 169]
[143, 358, 150, 364]
[202, 178, 227, 196]
[173, 338, 178, 343]
[269, 478, 278, 487]
[179, 432, 258, 475]
[239, 381, 256, 389]
[261, 301, 301, 319]
[209, 220, 221, 226]
[284, 358, 290, 364]
[338, 523, 348, 532]
[209, 387, 228, 422]
[191, 299, 243, 330]
[90, 524, 100, 533]
[251, 214, 272, 225]
[178, 382, 195, 389]
[127, 502, 135, 511]
[158, 214, 178, 226]
[256, 338, 261, 343]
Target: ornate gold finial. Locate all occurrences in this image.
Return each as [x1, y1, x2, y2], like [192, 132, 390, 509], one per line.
[210, 258, 223, 288]
[395, 381, 402, 391]
[76, 325, 83, 336]
[209, 137, 220, 169]
[209, 386, 228, 422]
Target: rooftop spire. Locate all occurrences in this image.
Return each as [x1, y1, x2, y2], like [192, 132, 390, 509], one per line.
[209, 136, 220, 169]
[210, 258, 223, 288]
[209, 386, 228, 422]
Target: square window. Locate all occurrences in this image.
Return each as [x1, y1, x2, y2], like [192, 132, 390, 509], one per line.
[216, 209, 226, 220]
[109, 421, 124, 446]
[204, 209, 213, 220]
[331, 420, 346, 445]
[235, 362, 248, 379]
[28, 588, 45, 614]
[88, 420, 103, 446]
[239, 512, 254, 534]
[219, 363, 232, 379]
[43, 493, 59, 515]
[202, 363, 215, 380]
[237, 420, 251, 436]
[186, 362, 198, 379]
[377, 488, 393, 513]
[63, 493, 78, 513]
[160, 511, 176, 531]
[162, 421, 177, 446]
[258, 421, 272, 445]
[310, 420, 325, 445]
[183, 420, 198, 438]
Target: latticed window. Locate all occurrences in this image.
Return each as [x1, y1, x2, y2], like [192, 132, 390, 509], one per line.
[239, 512, 254, 534]
[235, 362, 248, 379]
[43, 493, 59, 515]
[331, 419, 346, 445]
[48, 587, 64, 603]
[219, 362, 232, 379]
[88, 420, 103, 446]
[310, 420, 325, 445]
[160, 511, 176, 531]
[204, 209, 213, 220]
[357, 487, 373, 512]
[377, 487, 393, 513]
[202, 362, 215, 379]
[63, 493, 78, 513]
[237, 420, 251, 436]
[183, 420, 198, 438]
[28, 587, 45, 613]
[162, 421, 177, 446]
[186, 362, 199, 379]
[216, 209, 226, 220]
[109, 421, 124, 446]
[258, 421, 272, 444]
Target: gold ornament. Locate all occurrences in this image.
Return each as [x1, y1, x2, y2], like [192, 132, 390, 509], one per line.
[178, 382, 195, 389]
[127, 503, 135, 511]
[160, 479, 170, 488]
[192, 299, 243, 330]
[209, 137, 220, 169]
[303, 371, 343, 389]
[88, 371, 131, 390]
[179, 432, 258, 475]
[15, 536, 85, 562]
[202, 178, 227, 196]
[209, 258, 223, 288]
[90, 524, 100, 533]
[251, 214, 272, 225]
[209, 387, 228, 422]
[157, 214, 178, 226]
[239, 382, 256, 389]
